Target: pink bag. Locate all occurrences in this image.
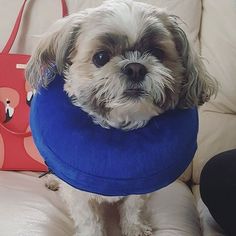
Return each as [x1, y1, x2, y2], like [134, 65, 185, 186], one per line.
[0, 0, 68, 171]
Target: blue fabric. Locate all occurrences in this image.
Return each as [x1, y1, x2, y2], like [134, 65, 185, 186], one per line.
[30, 74, 198, 196]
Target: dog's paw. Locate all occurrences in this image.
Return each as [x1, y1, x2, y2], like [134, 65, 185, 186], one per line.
[73, 225, 106, 236]
[121, 223, 152, 236]
[73, 230, 105, 236]
[45, 175, 59, 191]
[73, 233, 106, 236]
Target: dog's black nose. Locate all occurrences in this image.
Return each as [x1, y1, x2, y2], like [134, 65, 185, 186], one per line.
[123, 63, 147, 82]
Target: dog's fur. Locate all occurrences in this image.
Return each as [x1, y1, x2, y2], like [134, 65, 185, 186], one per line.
[26, 0, 217, 235]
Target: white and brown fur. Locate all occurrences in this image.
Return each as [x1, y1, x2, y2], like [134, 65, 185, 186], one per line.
[26, 0, 217, 235]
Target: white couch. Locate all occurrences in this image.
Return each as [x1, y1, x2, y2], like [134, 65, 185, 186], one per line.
[0, 0, 235, 235]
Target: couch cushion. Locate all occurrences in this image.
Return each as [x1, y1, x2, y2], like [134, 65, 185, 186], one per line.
[71, 0, 202, 49]
[0, 0, 68, 54]
[147, 181, 201, 236]
[0, 171, 201, 236]
[193, 0, 236, 183]
[0, 0, 201, 53]
[0, 171, 74, 236]
[192, 185, 226, 236]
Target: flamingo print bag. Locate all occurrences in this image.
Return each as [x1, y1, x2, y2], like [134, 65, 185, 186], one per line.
[0, 0, 68, 171]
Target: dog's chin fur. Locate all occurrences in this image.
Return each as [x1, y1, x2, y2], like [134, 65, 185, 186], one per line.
[26, 0, 217, 235]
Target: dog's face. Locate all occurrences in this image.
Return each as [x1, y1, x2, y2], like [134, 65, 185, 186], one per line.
[26, 0, 217, 130]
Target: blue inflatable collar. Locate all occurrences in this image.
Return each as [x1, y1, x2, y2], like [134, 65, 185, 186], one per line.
[30, 75, 198, 196]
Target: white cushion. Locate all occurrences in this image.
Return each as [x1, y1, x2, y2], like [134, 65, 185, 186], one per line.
[0, 171, 74, 236]
[147, 181, 201, 236]
[193, 0, 236, 183]
[0, 171, 201, 236]
[72, 0, 202, 47]
[0, 0, 201, 54]
[192, 185, 225, 236]
[0, 0, 69, 54]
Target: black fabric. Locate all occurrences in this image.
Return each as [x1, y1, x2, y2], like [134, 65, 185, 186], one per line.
[200, 149, 236, 236]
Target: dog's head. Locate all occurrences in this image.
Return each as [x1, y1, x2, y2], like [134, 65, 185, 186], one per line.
[26, 0, 217, 129]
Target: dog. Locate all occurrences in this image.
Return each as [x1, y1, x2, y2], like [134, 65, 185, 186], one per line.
[26, 0, 217, 235]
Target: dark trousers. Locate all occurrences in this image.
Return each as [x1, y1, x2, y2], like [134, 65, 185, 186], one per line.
[200, 149, 236, 236]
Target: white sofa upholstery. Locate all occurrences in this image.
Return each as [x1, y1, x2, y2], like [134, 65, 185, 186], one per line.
[0, 0, 235, 235]
[0, 172, 201, 236]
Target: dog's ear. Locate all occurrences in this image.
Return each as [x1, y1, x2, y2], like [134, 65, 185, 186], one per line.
[25, 14, 81, 90]
[166, 15, 217, 108]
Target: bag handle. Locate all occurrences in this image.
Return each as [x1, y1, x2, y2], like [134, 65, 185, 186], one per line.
[61, 0, 68, 17]
[2, 0, 68, 54]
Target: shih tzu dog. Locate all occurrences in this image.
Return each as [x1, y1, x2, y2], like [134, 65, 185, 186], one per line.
[26, 0, 217, 235]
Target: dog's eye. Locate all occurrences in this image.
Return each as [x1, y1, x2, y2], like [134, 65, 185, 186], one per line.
[92, 51, 110, 68]
[150, 48, 165, 61]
